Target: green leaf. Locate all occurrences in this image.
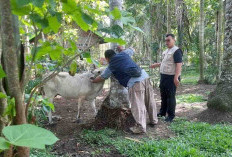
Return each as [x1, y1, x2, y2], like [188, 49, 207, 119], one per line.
[62, 0, 77, 13]
[49, 0, 56, 11]
[62, 1, 90, 31]
[69, 61, 77, 76]
[121, 16, 135, 25]
[81, 52, 91, 58]
[0, 137, 10, 150]
[69, 40, 77, 51]
[0, 92, 7, 99]
[82, 12, 94, 25]
[15, 0, 31, 7]
[49, 46, 63, 60]
[111, 7, 121, 20]
[12, 6, 31, 16]
[84, 5, 101, 15]
[104, 37, 126, 45]
[42, 99, 55, 111]
[0, 66, 6, 79]
[48, 16, 61, 33]
[35, 42, 52, 60]
[32, 0, 44, 8]
[30, 14, 49, 29]
[86, 58, 92, 64]
[11, 0, 32, 16]
[2, 124, 59, 149]
[64, 49, 75, 56]
[72, 11, 89, 32]
[36, 64, 43, 70]
[129, 25, 144, 34]
[111, 25, 124, 37]
[25, 79, 41, 94]
[3, 98, 16, 118]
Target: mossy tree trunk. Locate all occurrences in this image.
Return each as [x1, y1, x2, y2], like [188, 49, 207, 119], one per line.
[0, 0, 29, 156]
[95, 0, 132, 130]
[107, 0, 130, 109]
[207, 0, 232, 111]
[216, 0, 224, 81]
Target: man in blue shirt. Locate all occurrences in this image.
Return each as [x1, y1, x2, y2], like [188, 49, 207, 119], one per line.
[92, 49, 158, 134]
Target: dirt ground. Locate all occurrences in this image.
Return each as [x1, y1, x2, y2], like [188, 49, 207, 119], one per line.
[46, 84, 232, 156]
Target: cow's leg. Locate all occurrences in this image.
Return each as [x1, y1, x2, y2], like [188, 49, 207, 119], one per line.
[47, 98, 54, 124]
[91, 99, 97, 115]
[43, 87, 56, 124]
[48, 109, 53, 124]
[76, 97, 83, 122]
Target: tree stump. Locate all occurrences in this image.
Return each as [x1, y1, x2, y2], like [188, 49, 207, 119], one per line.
[93, 96, 135, 131]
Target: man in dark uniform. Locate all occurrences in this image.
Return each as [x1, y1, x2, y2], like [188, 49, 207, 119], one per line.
[150, 34, 183, 122]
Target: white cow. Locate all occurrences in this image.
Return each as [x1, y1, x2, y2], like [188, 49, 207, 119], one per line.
[43, 67, 105, 123]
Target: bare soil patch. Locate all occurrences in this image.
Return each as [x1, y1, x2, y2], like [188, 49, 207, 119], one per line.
[45, 84, 231, 156]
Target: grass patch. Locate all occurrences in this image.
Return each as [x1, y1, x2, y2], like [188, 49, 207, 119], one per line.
[176, 94, 206, 103]
[80, 129, 121, 155]
[181, 69, 199, 85]
[80, 119, 232, 157]
[30, 149, 55, 157]
[80, 129, 120, 146]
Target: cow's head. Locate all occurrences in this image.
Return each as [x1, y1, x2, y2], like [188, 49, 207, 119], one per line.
[90, 67, 105, 80]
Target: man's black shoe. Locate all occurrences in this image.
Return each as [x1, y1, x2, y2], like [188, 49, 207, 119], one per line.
[148, 123, 157, 128]
[157, 113, 166, 117]
[165, 117, 173, 123]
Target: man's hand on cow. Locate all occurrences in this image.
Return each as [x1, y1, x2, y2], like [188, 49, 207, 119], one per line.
[174, 77, 180, 87]
[150, 63, 161, 69]
[91, 76, 105, 83]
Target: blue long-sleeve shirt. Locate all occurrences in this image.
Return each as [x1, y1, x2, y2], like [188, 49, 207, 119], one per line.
[101, 48, 149, 88]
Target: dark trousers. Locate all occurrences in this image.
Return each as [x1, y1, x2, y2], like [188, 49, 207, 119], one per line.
[159, 75, 177, 119]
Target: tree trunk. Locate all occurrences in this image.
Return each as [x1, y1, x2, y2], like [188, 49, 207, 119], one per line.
[23, 16, 30, 54]
[109, 0, 123, 50]
[107, 0, 130, 109]
[0, 29, 7, 133]
[199, 0, 205, 82]
[166, 0, 171, 33]
[0, 7, 11, 157]
[149, 3, 154, 75]
[0, 0, 29, 156]
[95, 0, 131, 130]
[207, 0, 232, 111]
[175, 0, 184, 49]
[216, 0, 224, 81]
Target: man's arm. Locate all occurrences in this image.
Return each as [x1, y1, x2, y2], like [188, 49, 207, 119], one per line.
[150, 63, 161, 68]
[174, 63, 182, 87]
[173, 49, 183, 87]
[122, 48, 135, 57]
[92, 67, 112, 83]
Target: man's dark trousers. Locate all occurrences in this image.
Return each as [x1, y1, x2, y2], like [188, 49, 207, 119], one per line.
[159, 74, 177, 119]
